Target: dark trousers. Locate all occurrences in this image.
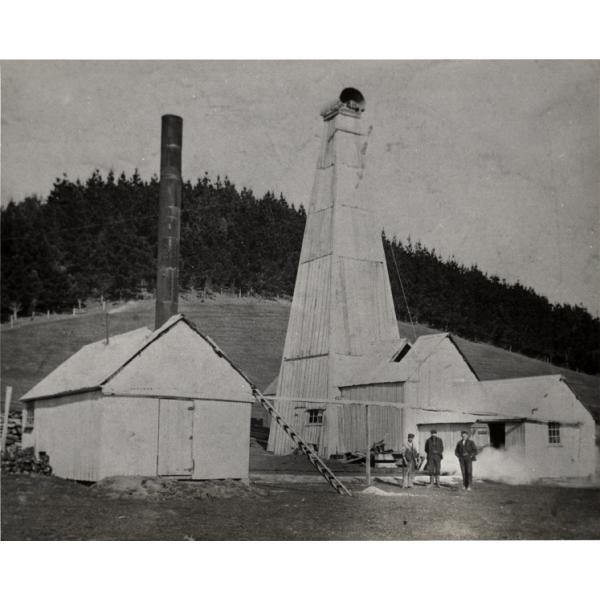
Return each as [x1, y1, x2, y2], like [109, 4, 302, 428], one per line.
[428, 455, 441, 476]
[458, 457, 473, 488]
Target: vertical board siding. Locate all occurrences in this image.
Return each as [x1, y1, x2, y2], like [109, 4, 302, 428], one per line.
[269, 111, 401, 456]
[269, 355, 330, 454]
[332, 259, 400, 356]
[99, 396, 159, 479]
[310, 167, 335, 212]
[337, 383, 405, 453]
[299, 209, 333, 263]
[32, 392, 101, 481]
[157, 399, 194, 476]
[505, 422, 525, 450]
[333, 205, 382, 263]
[282, 258, 332, 359]
[193, 400, 251, 479]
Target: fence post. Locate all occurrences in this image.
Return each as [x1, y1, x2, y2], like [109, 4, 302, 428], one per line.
[365, 404, 371, 486]
[1, 386, 13, 454]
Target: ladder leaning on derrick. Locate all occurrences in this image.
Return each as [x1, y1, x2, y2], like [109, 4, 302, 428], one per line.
[252, 389, 352, 497]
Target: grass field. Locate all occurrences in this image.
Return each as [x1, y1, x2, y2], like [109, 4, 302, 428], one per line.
[1, 297, 292, 403]
[0, 295, 438, 405]
[2, 473, 599, 540]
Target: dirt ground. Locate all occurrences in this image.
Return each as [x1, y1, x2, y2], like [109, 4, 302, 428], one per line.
[2, 473, 599, 540]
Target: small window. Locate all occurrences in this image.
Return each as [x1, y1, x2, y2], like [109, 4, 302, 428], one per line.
[24, 405, 35, 430]
[307, 409, 324, 425]
[393, 344, 411, 363]
[548, 422, 560, 445]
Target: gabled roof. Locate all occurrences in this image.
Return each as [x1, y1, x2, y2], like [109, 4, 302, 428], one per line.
[21, 314, 257, 402]
[452, 336, 600, 421]
[21, 326, 153, 401]
[336, 333, 476, 387]
[334, 338, 410, 388]
[476, 375, 592, 423]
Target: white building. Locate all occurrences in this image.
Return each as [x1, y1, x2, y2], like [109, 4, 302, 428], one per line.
[20, 314, 255, 482]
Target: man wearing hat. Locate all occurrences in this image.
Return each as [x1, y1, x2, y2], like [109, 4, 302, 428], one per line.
[400, 433, 420, 488]
[424, 429, 444, 487]
[455, 430, 478, 490]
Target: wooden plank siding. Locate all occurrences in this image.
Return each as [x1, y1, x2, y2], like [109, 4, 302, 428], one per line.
[99, 396, 160, 479]
[505, 421, 525, 450]
[29, 391, 102, 481]
[281, 258, 332, 359]
[267, 101, 402, 457]
[157, 399, 194, 476]
[192, 400, 251, 480]
[335, 405, 403, 454]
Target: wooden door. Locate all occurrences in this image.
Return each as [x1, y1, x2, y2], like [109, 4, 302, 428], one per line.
[157, 399, 194, 476]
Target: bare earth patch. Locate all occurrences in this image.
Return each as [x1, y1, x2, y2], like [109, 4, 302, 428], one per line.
[2, 473, 599, 540]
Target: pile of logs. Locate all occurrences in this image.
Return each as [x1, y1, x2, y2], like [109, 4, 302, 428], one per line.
[1, 446, 53, 475]
[1, 410, 22, 451]
[1, 411, 53, 474]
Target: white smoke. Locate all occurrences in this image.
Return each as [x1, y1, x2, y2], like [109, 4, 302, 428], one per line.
[467, 446, 534, 485]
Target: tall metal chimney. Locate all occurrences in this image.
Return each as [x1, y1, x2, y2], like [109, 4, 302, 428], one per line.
[155, 114, 183, 330]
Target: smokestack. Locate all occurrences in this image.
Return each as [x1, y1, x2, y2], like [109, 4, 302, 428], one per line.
[155, 114, 183, 330]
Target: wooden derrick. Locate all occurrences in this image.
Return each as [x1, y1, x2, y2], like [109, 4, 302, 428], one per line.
[268, 89, 401, 456]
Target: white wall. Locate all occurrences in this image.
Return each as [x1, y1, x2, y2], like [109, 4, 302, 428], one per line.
[192, 400, 251, 479]
[98, 396, 160, 479]
[24, 392, 102, 481]
[524, 421, 594, 479]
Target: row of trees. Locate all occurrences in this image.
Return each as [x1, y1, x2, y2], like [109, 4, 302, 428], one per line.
[1, 170, 598, 374]
[1, 170, 305, 315]
[383, 236, 599, 375]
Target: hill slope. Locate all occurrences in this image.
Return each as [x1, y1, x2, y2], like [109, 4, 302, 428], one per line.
[2, 298, 598, 419]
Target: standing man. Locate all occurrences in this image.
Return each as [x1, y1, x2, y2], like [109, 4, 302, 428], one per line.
[424, 429, 444, 487]
[455, 430, 478, 490]
[400, 433, 420, 488]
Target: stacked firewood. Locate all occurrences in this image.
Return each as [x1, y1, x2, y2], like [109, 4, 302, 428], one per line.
[1, 446, 53, 475]
[0, 410, 22, 450]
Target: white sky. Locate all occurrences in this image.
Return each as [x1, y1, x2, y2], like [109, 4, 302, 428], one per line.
[1, 60, 598, 314]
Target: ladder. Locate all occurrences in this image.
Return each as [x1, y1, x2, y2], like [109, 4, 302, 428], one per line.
[253, 390, 352, 496]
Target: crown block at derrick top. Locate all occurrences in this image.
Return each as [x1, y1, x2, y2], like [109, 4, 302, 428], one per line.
[317, 118, 366, 170]
[326, 111, 364, 134]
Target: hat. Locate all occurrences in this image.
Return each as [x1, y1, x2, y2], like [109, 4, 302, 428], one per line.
[430, 429, 437, 434]
[461, 430, 469, 435]
[407, 433, 415, 439]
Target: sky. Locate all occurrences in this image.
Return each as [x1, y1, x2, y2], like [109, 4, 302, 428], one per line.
[1, 60, 598, 314]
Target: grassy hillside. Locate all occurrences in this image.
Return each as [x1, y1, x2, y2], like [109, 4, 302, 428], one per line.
[0, 297, 291, 406]
[2, 297, 597, 419]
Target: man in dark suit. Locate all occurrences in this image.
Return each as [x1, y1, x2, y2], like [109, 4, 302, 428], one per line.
[455, 430, 478, 490]
[424, 429, 444, 487]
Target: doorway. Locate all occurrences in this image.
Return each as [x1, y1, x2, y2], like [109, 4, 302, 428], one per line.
[157, 399, 194, 476]
[488, 422, 506, 449]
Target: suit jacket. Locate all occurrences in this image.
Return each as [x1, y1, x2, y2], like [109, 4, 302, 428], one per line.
[425, 436, 444, 457]
[455, 439, 478, 460]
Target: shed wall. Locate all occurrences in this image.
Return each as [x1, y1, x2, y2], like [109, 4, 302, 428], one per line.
[337, 383, 405, 453]
[192, 400, 251, 479]
[412, 338, 478, 410]
[99, 396, 160, 479]
[524, 421, 591, 478]
[27, 392, 102, 481]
